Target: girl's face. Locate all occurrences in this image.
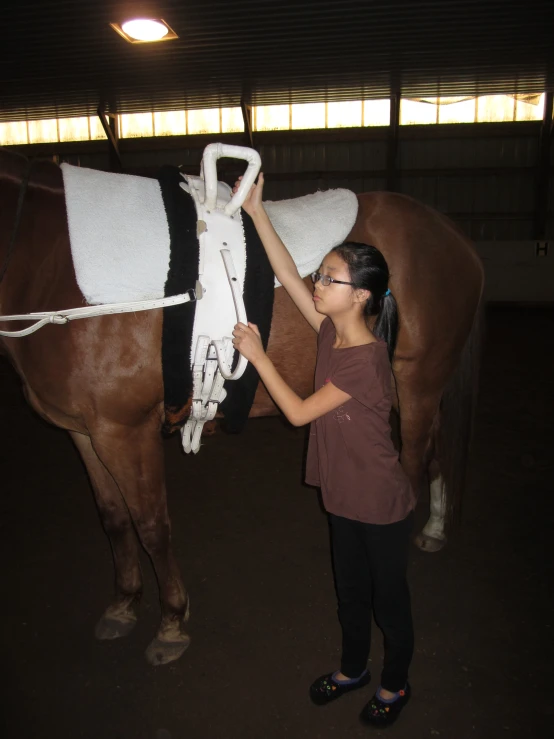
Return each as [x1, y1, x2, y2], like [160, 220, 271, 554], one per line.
[312, 251, 369, 317]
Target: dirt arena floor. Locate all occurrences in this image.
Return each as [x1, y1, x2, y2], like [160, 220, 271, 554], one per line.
[0, 306, 552, 739]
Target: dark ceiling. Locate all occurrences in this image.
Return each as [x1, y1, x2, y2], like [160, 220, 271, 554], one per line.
[2, 0, 553, 122]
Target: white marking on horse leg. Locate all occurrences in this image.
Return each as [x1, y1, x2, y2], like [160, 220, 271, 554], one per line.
[422, 475, 447, 542]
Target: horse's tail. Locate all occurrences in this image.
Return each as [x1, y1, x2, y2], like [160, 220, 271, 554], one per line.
[436, 297, 485, 527]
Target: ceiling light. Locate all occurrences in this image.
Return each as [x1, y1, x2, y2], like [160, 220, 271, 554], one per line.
[110, 18, 178, 44]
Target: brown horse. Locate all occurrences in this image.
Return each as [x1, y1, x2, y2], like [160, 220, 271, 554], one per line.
[0, 148, 483, 665]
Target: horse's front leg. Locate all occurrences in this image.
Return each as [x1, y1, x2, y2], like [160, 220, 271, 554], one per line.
[90, 416, 190, 666]
[71, 431, 143, 639]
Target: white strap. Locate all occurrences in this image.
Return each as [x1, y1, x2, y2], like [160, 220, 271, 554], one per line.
[0, 290, 196, 338]
[182, 338, 215, 454]
[207, 341, 233, 406]
[181, 336, 235, 454]
[214, 249, 248, 381]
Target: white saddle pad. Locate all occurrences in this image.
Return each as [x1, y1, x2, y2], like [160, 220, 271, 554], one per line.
[60, 164, 358, 303]
[60, 163, 170, 305]
[265, 189, 359, 286]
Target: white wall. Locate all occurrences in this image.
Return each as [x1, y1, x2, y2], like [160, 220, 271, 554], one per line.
[476, 241, 553, 302]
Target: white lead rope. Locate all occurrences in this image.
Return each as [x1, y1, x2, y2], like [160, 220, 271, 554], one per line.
[0, 289, 197, 338]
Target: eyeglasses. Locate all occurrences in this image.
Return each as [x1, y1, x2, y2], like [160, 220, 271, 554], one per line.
[311, 271, 355, 287]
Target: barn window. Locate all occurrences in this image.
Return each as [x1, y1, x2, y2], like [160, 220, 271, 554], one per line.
[119, 112, 154, 138]
[28, 119, 59, 144]
[327, 101, 362, 128]
[400, 99, 439, 125]
[153, 111, 187, 136]
[476, 95, 519, 122]
[58, 117, 91, 142]
[514, 93, 545, 120]
[187, 108, 221, 135]
[0, 121, 28, 145]
[291, 103, 326, 130]
[90, 117, 108, 140]
[400, 93, 545, 125]
[254, 105, 290, 131]
[363, 99, 391, 126]
[0, 93, 547, 146]
[475, 93, 544, 122]
[0, 116, 108, 145]
[438, 97, 476, 124]
[221, 107, 244, 133]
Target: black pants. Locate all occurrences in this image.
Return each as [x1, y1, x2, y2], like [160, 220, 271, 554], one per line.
[329, 511, 414, 692]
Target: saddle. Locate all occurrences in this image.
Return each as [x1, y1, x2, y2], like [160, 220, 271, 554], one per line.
[178, 144, 262, 452]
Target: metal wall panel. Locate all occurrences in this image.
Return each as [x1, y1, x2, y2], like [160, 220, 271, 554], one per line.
[399, 134, 539, 169]
[40, 123, 552, 242]
[258, 140, 387, 174]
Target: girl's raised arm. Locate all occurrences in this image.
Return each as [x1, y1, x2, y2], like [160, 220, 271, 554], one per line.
[236, 173, 325, 333]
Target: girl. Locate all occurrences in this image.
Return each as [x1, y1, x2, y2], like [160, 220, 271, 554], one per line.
[232, 174, 416, 728]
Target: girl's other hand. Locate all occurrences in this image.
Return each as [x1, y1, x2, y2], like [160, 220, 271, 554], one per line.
[232, 322, 265, 364]
[232, 172, 265, 217]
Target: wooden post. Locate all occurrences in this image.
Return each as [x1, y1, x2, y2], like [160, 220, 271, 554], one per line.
[241, 98, 255, 150]
[386, 85, 401, 192]
[97, 106, 123, 172]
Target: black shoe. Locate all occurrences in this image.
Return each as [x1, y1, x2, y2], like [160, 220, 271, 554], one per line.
[359, 683, 411, 727]
[310, 670, 371, 706]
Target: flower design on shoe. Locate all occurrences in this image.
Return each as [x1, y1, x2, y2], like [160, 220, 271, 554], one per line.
[310, 670, 371, 706]
[360, 683, 411, 727]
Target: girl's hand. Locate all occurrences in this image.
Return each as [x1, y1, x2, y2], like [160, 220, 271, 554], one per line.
[232, 322, 265, 364]
[232, 172, 265, 217]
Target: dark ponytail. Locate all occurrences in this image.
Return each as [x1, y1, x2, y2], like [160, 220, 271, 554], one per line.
[332, 241, 398, 361]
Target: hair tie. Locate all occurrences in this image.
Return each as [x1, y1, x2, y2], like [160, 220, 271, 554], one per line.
[384, 289, 391, 297]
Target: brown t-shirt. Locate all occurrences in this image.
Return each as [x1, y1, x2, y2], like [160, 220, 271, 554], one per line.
[305, 318, 415, 524]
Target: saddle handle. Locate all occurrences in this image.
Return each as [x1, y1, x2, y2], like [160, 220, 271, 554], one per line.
[202, 143, 261, 218]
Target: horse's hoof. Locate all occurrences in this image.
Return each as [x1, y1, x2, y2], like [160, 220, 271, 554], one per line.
[414, 531, 446, 553]
[145, 634, 191, 666]
[95, 601, 139, 640]
[94, 615, 137, 641]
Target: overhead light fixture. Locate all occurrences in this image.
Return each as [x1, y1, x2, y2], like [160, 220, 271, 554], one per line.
[110, 18, 178, 44]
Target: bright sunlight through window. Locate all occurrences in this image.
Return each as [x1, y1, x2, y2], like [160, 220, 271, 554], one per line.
[0, 94, 545, 146]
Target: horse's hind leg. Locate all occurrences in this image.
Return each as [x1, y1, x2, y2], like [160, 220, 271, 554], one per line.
[414, 458, 448, 552]
[395, 382, 447, 552]
[71, 432, 143, 639]
[89, 417, 190, 666]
